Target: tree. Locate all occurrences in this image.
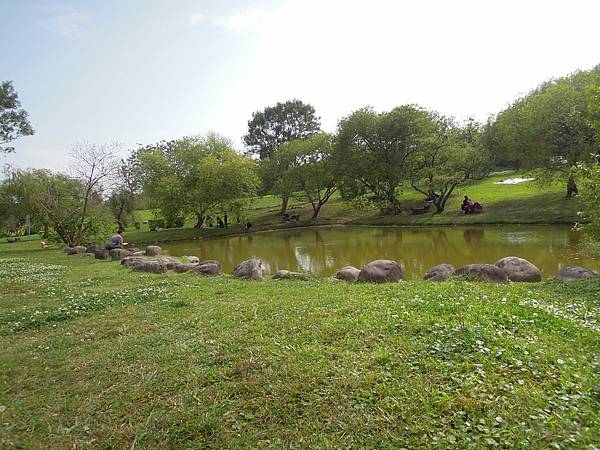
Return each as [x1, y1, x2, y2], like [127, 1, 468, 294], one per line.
[1, 81, 34, 153]
[409, 117, 493, 213]
[335, 105, 431, 213]
[276, 133, 337, 218]
[108, 154, 142, 228]
[243, 99, 321, 160]
[69, 142, 120, 244]
[486, 66, 599, 197]
[576, 156, 600, 242]
[137, 133, 260, 227]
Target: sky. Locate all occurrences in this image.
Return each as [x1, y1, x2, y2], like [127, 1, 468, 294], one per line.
[2, 0, 599, 171]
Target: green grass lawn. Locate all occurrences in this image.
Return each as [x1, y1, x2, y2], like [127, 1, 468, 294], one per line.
[0, 242, 598, 448]
[122, 172, 585, 245]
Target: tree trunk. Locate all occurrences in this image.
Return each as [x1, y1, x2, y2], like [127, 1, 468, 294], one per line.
[194, 214, 204, 228]
[566, 175, 578, 197]
[280, 195, 289, 215]
[312, 203, 322, 219]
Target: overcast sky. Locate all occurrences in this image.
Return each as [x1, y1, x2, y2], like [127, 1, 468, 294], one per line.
[2, 0, 599, 171]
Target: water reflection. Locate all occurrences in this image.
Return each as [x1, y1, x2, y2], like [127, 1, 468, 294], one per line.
[161, 225, 599, 280]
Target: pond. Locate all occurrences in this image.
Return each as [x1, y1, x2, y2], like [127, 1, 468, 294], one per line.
[159, 225, 600, 280]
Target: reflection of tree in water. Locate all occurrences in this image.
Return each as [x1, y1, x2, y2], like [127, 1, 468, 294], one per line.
[463, 228, 485, 245]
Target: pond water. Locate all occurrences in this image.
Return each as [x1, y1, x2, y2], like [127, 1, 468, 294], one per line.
[160, 225, 600, 280]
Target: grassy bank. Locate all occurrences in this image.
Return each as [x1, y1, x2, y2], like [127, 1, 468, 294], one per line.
[124, 172, 586, 244]
[1, 242, 598, 448]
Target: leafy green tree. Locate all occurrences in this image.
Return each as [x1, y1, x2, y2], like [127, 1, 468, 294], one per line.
[409, 117, 493, 213]
[486, 66, 599, 196]
[335, 105, 432, 213]
[137, 133, 260, 227]
[1, 81, 34, 153]
[243, 99, 321, 160]
[275, 133, 337, 218]
[576, 155, 600, 241]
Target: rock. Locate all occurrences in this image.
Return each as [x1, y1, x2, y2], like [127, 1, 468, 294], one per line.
[94, 249, 110, 260]
[454, 264, 508, 283]
[121, 256, 147, 268]
[110, 248, 132, 261]
[358, 260, 403, 283]
[63, 246, 72, 253]
[132, 260, 168, 274]
[183, 256, 200, 264]
[335, 266, 361, 282]
[133, 251, 145, 256]
[174, 263, 199, 273]
[66, 246, 86, 255]
[273, 269, 309, 280]
[127, 247, 140, 253]
[156, 256, 182, 270]
[556, 266, 598, 282]
[495, 256, 542, 282]
[233, 258, 265, 280]
[145, 245, 162, 256]
[86, 245, 100, 254]
[424, 263, 455, 281]
[192, 260, 221, 276]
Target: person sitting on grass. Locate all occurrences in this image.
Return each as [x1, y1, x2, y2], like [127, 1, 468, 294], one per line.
[104, 228, 127, 250]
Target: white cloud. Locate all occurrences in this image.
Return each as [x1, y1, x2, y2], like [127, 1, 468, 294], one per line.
[41, 9, 90, 39]
[212, 9, 272, 31]
[189, 13, 205, 26]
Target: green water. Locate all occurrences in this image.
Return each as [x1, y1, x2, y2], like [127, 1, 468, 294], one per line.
[160, 225, 599, 279]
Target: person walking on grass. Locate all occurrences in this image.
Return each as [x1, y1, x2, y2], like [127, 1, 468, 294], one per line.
[105, 228, 127, 250]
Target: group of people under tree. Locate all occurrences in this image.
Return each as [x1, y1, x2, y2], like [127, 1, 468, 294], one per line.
[461, 195, 482, 214]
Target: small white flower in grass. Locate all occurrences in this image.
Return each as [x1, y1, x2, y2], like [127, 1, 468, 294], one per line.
[517, 379, 524, 385]
[495, 416, 503, 424]
[557, 359, 565, 365]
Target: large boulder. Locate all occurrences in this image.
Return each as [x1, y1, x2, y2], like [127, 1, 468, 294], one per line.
[454, 264, 508, 283]
[424, 263, 455, 282]
[335, 266, 361, 282]
[174, 263, 199, 273]
[145, 245, 162, 256]
[273, 269, 309, 280]
[183, 255, 200, 264]
[121, 256, 147, 268]
[358, 260, 403, 283]
[131, 260, 168, 274]
[192, 260, 221, 276]
[495, 256, 542, 282]
[66, 246, 87, 255]
[233, 259, 265, 280]
[110, 248, 132, 261]
[556, 266, 598, 282]
[156, 256, 182, 270]
[86, 245, 100, 254]
[94, 249, 109, 260]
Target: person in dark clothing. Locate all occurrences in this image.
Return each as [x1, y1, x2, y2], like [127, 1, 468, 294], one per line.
[105, 228, 125, 250]
[461, 196, 470, 212]
[224, 213, 228, 229]
[245, 220, 252, 231]
[216, 216, 224, 228]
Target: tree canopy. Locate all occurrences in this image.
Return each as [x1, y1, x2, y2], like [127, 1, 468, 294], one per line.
[0, 81, 34, 153]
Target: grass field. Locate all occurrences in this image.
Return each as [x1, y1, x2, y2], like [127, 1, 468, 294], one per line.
[122, 172, 586, 245]
[0, 242, 598, 448]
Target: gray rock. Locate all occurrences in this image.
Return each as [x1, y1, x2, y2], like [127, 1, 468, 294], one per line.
[145, 245, 162, 256]
[273, 269, 309, 280]
[233, 258, 265, 280]
[424, 263, 455, 282]
[133, 251, 145, 256]
[110, 248, 132, 261]
[94, 249, 110, 260]
[174, 263, 199, 273]
[121, 256, 147, 268]
[335, 266, 361, 282]
[127, 247, 140, 253]
[556, 266, 598, 282]
[66, 246, 87, 255]
[454, 264, 508, 283]
[86, 245, 100, 254]
[495, 256, 542, 282]
[183, 255, 200, 264]
[192, 260, 221, 276]
[358, 259, 403, 283]
[156, 256, 182, 270]
[132, 260, 168, 274]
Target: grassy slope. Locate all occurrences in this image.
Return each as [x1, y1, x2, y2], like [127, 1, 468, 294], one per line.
[0, 242, 598, 448]
[125, 172, 586, 244]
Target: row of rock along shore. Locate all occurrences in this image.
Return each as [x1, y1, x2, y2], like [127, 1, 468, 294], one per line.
[63, 245, 599, 283]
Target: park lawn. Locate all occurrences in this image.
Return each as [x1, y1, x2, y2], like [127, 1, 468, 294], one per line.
[124, 172, 585, 245]
[0, 242, 598, 448]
